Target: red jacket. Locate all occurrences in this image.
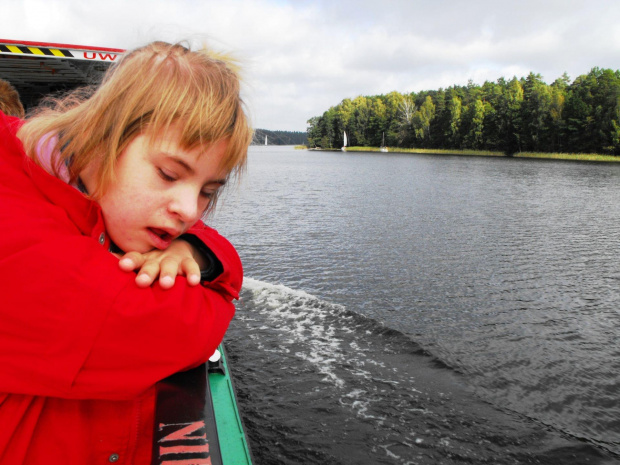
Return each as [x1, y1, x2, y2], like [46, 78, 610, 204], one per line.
[0, 112, 243, 464]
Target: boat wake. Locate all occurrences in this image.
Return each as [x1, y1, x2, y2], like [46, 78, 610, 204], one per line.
[225, 278, 617, 465]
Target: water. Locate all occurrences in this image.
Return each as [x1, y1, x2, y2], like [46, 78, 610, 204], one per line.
[210, 146, 620, 464]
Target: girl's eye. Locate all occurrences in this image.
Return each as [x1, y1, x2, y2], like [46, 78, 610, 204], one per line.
[158, 168, 177, 182]
[200, 189, 217, 199]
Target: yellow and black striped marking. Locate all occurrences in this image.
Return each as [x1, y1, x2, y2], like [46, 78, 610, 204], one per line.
[0, 44, 74, 58]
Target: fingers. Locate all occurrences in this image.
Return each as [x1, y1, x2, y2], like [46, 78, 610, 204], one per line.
[118, 251, 145, 271]
[118, 252, 164, 288]
[135, 257, 191, 290]
[116, 240, 204, 289]
[134, 259, 164, 288]
[181, 257, 202, 286]
[157, 257, 183, 290]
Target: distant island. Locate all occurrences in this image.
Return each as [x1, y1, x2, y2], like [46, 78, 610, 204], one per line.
[252, 128, 308, 146]
[307, 67, 620, 157]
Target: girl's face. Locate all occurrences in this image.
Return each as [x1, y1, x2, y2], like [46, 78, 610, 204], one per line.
[83, 127, 229, 253]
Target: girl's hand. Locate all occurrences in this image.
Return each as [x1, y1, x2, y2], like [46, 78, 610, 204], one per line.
[116, 239, 204, 289]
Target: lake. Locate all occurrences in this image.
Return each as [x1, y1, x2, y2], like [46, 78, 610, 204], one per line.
[210, 146, 620, 464]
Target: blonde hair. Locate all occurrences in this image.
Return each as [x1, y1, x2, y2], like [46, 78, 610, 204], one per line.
[18, 41, 252, 206]
[0, 79, 25, 118]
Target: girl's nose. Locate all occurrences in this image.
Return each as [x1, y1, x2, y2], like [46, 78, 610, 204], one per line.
[168, 187, 200, 223]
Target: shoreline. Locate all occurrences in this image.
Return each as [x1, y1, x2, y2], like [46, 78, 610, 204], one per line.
[302, 146, 620, 162]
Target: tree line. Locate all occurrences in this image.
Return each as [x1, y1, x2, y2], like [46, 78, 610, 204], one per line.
[307, 68, 620, 155]
[252, 128, 308, 146]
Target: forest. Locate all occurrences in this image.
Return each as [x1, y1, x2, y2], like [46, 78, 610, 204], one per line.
[306, 68, 620, 155]
[252, 128, 308, 146]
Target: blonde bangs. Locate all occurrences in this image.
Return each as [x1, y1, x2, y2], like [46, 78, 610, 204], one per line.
[18, 41, 253, 200]
[138, 43, 252, 168]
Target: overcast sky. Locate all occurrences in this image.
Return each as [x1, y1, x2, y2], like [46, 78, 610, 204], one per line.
[2, 0, 618, 131]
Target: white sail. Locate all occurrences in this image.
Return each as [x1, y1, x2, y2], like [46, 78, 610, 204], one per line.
[265, 135, 268, 145]
[343, 131, 348, 147]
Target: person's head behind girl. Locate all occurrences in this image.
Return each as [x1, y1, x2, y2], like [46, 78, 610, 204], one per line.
[0, 79, 25, 118]
[18, 41, 253, 253]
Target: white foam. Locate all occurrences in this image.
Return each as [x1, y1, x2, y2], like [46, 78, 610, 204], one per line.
[378, 444, 401, 460]
[241, 277, 412, 421]
[242, 277, 349, 388]
[340, 389, 387, 422]
[242, 277, 326, 303]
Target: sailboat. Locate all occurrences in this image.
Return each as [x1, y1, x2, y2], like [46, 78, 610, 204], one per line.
[265, 135, 268, 146]
[341, 131, 347, 152]
[380, 132, 388, 152]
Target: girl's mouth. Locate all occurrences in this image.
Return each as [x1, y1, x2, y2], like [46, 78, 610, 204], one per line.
[147, 227, 174, 249]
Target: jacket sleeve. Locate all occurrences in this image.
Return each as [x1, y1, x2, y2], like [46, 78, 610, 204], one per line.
[184, 221, 242, 299]
[0, 187, 243, 401]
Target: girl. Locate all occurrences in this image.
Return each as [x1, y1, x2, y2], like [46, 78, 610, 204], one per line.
[0, 41, 252, 464]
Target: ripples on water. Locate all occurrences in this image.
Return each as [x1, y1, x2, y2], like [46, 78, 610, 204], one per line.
[212, 147, 620, 464]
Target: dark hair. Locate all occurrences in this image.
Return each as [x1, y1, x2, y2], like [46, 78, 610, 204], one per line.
[0, 79, 25, 118]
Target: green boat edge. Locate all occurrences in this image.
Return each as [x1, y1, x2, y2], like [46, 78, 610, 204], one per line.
[209, 344, 254, 465]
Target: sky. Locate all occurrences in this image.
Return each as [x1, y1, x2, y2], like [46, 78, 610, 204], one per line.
[1, 0, 619, 132]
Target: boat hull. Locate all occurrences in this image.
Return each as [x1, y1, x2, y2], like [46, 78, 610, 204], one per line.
[153, 344, 253, 465]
